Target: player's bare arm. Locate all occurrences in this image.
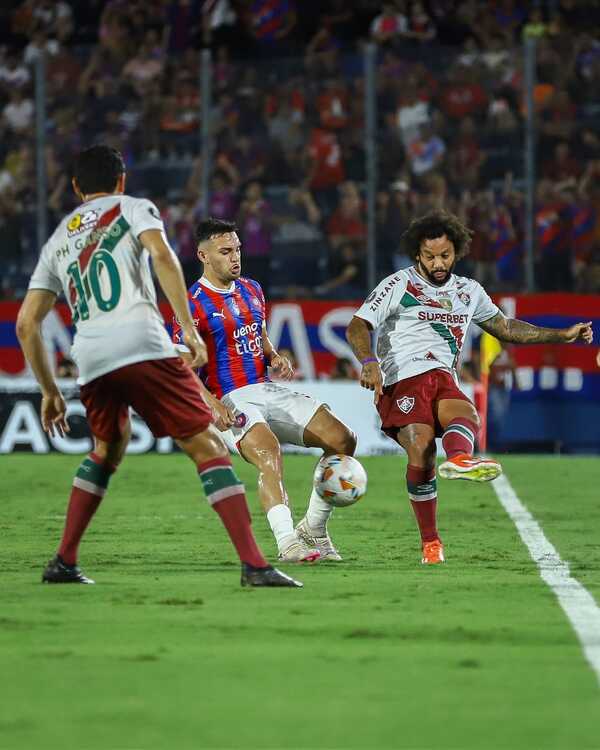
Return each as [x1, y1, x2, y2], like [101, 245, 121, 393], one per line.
[346, 316, 383, 403]
[479, 311, 594, 345]
[16, 289, 69, 437]
[140, 228, 208, 367]
[262, 322, 293, 380]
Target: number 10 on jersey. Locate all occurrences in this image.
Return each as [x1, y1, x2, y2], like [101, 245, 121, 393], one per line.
[67, 251, 121, 323]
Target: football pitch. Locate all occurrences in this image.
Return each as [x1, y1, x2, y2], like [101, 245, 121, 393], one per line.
[1, 454, 599, 750]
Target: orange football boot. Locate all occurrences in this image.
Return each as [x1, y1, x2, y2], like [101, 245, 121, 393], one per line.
[421, 539, 445, 565]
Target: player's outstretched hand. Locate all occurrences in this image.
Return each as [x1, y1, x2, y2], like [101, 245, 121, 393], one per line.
[360, 361, 384, 404]
[562, 321, 593, 344]
[270, 353, 293, 380]
[210, 398, 236, 431]
[183, 326, 208, 368]
[41, 390, 69, 437]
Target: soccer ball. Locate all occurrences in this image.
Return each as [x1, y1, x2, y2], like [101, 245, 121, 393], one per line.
[313, 454, 367, 507]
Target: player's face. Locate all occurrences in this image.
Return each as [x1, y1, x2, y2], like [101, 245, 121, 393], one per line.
[416, 235, 456, 286]
[199, 232, 242, 283]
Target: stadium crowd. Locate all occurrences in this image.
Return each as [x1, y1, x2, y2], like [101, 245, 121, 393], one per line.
[1, 0, 600, 300]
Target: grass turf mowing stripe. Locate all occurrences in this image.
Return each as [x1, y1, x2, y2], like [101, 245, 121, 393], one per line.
[492, 473, 600, 687]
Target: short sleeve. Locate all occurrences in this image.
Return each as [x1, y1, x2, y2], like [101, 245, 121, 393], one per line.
[471, 282, 499, 324]
[353, 272, 407, 330]
[127, 198, 165, 239]
[28, 243, 62, 296]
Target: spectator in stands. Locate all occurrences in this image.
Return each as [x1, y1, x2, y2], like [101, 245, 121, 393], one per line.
[159, 72, 200, 157]
[377, 178, 415, 270]
[543, 141, 582, 183]
[304, 124, 345, 215]
[274, 187, 321, 242]
[535, 179, 573, 291]
[317, 78, 350, 132]
[370, 2, 408, 47]
[447, 116, 485, 192]
[23, 28, 60, 64]
[404, 1, 436, 44]
[393, 79, 432, 147]
[315, 242, 365, 299]
[304, 27, 342, 80]
[122, 38, 164, 97]
[539, 89, 577, 145]
[237, 179, 273, 288]
[439, 63, 488, 122]
[405, 122, 445, 178]
[0, 52, 30, 91]
[223, 132, 268, 184]
[2, 88, 34, 137]
[326, 182, 366, 249]
[522, 8, 548, 39]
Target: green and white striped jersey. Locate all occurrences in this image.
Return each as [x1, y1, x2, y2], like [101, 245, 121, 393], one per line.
[28, 194, 177, 385]
[354, 266, 499, 386]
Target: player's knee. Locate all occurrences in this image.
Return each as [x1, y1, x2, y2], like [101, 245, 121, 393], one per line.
[250, 440, 281, 474]
[406, 434, 436, 462]
[330, 427, 357, 456]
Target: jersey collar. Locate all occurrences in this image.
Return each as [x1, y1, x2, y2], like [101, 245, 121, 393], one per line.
[199, 276, 235, 294]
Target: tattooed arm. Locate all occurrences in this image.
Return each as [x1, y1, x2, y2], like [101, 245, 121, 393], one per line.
[478, 311, 594, 345]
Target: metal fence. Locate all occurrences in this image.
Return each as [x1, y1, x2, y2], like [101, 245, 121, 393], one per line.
[2, 36, 599, 300]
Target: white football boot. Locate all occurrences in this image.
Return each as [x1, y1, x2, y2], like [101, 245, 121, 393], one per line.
[295, 517, 342, 562]
[277, 534, 320, 563]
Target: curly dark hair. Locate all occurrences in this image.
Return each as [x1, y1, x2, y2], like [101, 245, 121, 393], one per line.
[195, 217, 237, 244]
[401, 209, 473, 261]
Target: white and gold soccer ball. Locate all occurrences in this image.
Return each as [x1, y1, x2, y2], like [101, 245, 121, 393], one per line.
[313, 454, 367, 507]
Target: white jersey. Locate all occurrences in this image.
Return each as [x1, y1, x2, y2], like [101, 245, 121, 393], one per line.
[354, 266, 499, 386]
[28, 194, 177, 385]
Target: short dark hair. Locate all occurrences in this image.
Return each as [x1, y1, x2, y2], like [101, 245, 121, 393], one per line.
[195, 218, 237, 244]
[401, 209, 473, 261]
[72, 145, 125, 195]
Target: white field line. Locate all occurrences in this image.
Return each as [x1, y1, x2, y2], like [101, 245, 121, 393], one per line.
[492, 473, 600, 686]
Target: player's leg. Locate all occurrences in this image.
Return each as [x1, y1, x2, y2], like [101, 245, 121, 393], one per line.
[42, 385, 131, 584]
[297, 406, 358, 561]
[437, 398, 502, 482]
[177, 424, 303, 586]
[237, 424, 320, 563]
[395, 423, 444, 564]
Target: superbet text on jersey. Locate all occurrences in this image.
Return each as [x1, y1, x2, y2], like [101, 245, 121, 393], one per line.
[172, 277, 268, 399]
[354, 266, 499, 386]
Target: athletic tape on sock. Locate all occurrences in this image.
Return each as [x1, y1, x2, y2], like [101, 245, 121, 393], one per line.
[72, 455, 114, 497]
[199, 460, 245, 506]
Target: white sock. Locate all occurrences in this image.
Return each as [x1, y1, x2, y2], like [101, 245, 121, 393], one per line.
[266, 503, 296, 551]
[305, 486, 333, 536]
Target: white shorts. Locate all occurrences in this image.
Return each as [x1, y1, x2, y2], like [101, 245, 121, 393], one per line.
[222, 382, 323, 448]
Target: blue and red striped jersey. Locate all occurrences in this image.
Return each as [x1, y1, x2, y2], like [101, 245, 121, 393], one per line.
[172, 276, 268, 398]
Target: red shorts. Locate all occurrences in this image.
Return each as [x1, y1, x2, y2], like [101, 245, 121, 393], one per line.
[80, 357, 213, 442]
[377, 368, 472, 439]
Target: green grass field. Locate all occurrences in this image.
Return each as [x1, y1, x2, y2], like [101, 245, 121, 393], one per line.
[1, 454, 599, 750]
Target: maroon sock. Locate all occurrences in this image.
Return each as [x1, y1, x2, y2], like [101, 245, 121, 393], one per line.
[442, 417, 478, 458]
[407, 464, 439, 543]
[199, 457, 267, 568]
[58, 453, 116, 565]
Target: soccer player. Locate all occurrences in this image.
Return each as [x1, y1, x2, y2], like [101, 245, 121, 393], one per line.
[16, 145, 301, 588]
[346, 209, 593, 564]
[172, 218, 357, 562]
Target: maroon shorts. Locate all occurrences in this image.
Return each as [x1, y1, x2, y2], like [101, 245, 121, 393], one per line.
[80, 357, 213, 442]
[377, 369, 472, 439]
